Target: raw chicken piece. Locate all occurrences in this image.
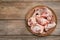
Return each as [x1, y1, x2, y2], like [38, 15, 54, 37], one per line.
[41, 8, 52, 16]
[28, 9, 43, 26]
[45, 22, 56, 31]
[28, 17, 37, 26]
[41, 8, 53, 21]
[28, 7, 56, 34]
[33, 9, 42, 17]
[36, 17, 49, 25]
[46, 8, 52, 16]
[31, 24, 44, 33]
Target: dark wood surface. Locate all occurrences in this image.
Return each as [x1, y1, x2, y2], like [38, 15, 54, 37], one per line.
[0, 0, 60, 40]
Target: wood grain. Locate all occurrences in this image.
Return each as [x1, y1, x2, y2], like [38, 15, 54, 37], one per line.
[0, 19, 59, 36]
[0, 0, 60, 2]
[0, 35, 60, 40]
[0, 2, 60, 19]
[0, 1, 60, 40]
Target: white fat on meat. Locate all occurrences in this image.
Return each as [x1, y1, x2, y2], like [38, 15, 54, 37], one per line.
[28, 17, 37, 26]
[33, 9, 42, 17]
[39, 17, 49, 25]
[47, 16, 52, 21]
[46, 8, 53, 20]
[45, 22, 56, 31]
[41, 8, 53, 20]
[46, 8, 52, 16]
[31, 24, 44, 33]
[28, 9, 42, 26]
[30, 17, 37, 24]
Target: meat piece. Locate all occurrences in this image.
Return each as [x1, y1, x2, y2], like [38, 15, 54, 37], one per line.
[33, 9, 43, 17]
[41, 8, 53, 21]
[45, 22, 56, 31]
[28, 17, 37, 26]
[47, 16, 52, 21]
[28, 7, 56, 34]
[31, 25, 41, 33]
[36, 17, 49, 26]
[31, 24, 44, 33]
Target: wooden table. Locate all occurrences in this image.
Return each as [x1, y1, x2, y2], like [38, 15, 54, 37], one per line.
[0, 0, 60, 40]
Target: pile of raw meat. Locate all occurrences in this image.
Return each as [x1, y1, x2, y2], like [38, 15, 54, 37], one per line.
[28, 7, 56, 34]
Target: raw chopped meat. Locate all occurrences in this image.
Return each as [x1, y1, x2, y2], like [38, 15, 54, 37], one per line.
[28, 7, 56, 33]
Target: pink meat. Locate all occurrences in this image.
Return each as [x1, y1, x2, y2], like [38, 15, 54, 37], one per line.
[28, 7, 56, 33]
[36, 17, 49, 26]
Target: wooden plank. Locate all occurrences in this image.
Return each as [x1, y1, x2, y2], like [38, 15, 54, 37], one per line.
[56, 19, 60, 29]
[0, 1, 60, 19]
[0, 36, 59, 40]
[0, 20, 32, 35]
[7, 20, 60, 35]
[0, 36, 37, 40]
[37, 36, 60, 40]
[44, 36, 60, 40]
[6, 20, 31, 35]
[0, 0, 60, 2]
[23, 0, 60, 2]
[0, 20, 8, 35]
[0, 19, 59, 35]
